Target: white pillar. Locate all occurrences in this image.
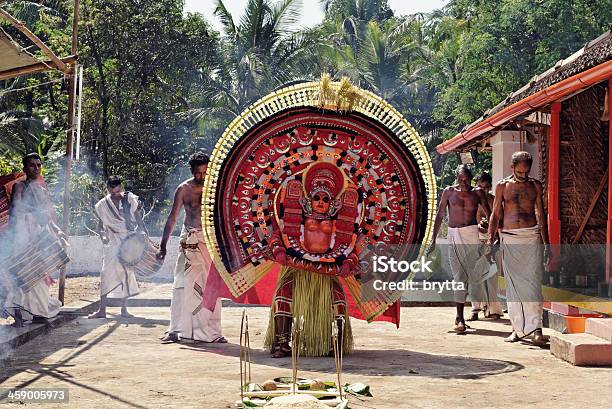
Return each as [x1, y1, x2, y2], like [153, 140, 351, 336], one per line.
[491, 130, 542, 185]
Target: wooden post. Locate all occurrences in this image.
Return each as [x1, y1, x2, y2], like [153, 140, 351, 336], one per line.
[58, 0, 80, 304]
[607, 78, 612, 284]
[547, 102, 561, 271]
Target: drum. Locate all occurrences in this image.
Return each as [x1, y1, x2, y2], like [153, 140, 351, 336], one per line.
[6, 227, 69, 292]
[118, 231, 164, 277]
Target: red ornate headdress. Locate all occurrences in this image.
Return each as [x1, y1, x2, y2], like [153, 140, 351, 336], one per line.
[304, 162, 346, 199]
[202, 79, 436, 323]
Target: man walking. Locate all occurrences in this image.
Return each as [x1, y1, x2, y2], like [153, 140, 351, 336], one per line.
[488, 151, 550, 345]
[158, 152, 226, 344]
[429, 165, 491, 332]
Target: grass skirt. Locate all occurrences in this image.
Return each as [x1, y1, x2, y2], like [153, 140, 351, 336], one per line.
[264, 266, 353, 357]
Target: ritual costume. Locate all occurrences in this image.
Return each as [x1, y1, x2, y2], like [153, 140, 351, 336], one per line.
[500, 225, 544, 337]
[94, 192, 140, 299]
[167, 227, 223, 342]
[0, 173, 23, 235]
[2, 177, 67, 321]
[200, 76, 437, 357]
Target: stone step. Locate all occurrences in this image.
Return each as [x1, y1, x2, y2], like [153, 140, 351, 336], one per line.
[550, 332, 612, 366]
[549, 302, 580, 315]
[586, 318, 612, 342]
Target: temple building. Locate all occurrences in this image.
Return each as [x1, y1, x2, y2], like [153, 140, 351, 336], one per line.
[436, 30, 612, 365]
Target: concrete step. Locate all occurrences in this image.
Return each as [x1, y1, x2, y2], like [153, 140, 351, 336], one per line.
[543, 309, 567, 333]
[550, 332, 612, 366]
[586, 318, 612, 342]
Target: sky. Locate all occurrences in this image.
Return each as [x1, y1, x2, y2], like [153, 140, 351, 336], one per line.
[184, 0, 448, 31]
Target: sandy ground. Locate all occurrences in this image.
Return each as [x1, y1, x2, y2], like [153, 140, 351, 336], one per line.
[0, 277, 157, 326]
[1, 284, 612, 409]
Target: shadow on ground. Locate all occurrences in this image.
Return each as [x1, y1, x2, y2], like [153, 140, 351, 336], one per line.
[179, 343, 524, 380]
[0, 315, 168, 409]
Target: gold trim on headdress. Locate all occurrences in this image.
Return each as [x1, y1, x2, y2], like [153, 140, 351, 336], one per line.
[202, 79, 437, 321]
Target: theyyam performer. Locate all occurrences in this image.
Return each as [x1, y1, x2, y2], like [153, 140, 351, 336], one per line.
[200, 76, 437, 357]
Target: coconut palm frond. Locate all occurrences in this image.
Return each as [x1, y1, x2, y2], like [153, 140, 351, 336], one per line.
[0, 112, 44, 155]
[270, 0, 302, 34]
[214, 0, 238, 39]
[3, 1, 68, 28]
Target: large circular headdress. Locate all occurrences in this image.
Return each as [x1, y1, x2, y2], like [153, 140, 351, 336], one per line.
[203, 77, 436, 321]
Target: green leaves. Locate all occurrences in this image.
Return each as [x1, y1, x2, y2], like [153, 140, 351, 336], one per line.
[343, 382, 373, 396]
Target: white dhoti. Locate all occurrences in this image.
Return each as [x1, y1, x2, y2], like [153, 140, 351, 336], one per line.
[100, 243, 139, 298]
[447, 225, 486, 304]
[4, 280, 61, 320]
[471, 231, 504, 316]
[95, 193, 140, 299]
[167, 227, 222, 342]
[500, 225, 543, 337]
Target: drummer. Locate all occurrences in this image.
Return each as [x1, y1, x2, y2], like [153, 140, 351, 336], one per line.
[88, 176, 144, 319]
[3, 153, 65, 326]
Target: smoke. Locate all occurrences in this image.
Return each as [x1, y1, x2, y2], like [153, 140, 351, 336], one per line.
[0, 150, 195, 306]
[0, 173, 40, 361]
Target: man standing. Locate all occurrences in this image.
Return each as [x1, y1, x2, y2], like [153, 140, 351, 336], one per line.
[88, 176, 142, 319]
[468, 172, 504, 321]
[4, 153, 65, 326]
[429, 165, 491, 332]
[157, 152, 226, 344]
[488, 151, 549, 345]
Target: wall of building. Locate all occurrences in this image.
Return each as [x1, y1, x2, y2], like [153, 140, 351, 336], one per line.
[65, 236, 180, 281]
[491, 130, 542, 186]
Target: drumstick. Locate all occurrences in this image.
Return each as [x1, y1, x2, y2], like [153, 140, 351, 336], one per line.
[83, 225, 100, 237]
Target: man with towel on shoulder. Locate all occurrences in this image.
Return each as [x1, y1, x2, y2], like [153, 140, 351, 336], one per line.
[3, 153, 65, 326]
[89, 176, 143, 319]
[429, 164, 491, 333]
[487, 151, 551, 345]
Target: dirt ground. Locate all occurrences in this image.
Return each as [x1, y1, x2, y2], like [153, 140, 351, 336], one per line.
[0, 276, 156, 326]
[1, 284, 612, 409]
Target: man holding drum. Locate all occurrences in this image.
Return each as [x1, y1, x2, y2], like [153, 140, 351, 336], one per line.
[88, 176, 144, 319]
[3, 153, 66, 326]
[157, 152, 227, 344]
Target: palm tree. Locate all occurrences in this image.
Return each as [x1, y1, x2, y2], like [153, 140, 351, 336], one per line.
[187, 0, 311, 124]
[0, 1, 70, 158]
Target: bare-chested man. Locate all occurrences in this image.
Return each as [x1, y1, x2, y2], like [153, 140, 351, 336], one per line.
[488, 151, 550, 345]
[429, 165, 491, 332]
[157, 152, 227, 344]
[4, 153, 65, 326]
[469, 172, 504, 321]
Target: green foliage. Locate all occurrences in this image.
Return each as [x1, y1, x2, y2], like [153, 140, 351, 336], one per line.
[0, 1, 70, 160]
[0, 152, 22, 175]
[1, 0, 610, 233]
[77, 0, 220, 233]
